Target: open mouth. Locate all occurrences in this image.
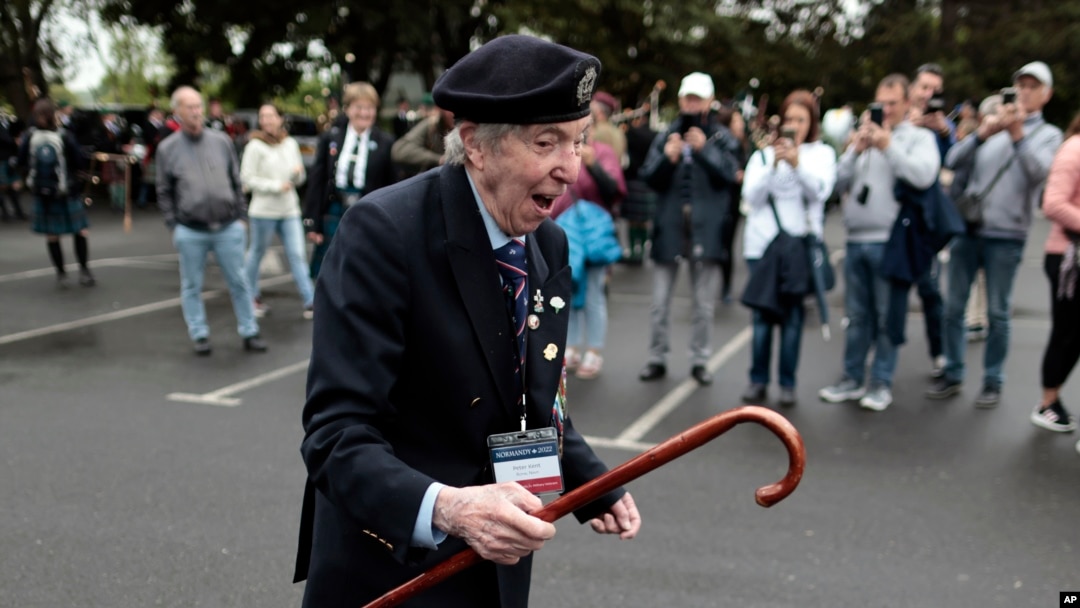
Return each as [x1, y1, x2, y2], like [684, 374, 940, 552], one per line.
[533, 194, 556, 211]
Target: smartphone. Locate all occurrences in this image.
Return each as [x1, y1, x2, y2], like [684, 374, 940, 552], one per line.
[927, 93, 946, 114]
[1001, 87, 1017, 105]
[869, 103, 884, 126]
[780, 126, 797, 141]
[678, 113, 703, 135]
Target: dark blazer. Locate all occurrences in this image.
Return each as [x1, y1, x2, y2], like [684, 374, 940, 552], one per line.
[640, 116, 738, 263]
[295, 164, 624, 608]
[302, 123, 396, 233]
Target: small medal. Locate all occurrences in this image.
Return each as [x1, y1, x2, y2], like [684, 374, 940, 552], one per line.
[549, 296, 565, 314]
[527, 314, 540, 330]
[543, 343, 559, 361]
[532, 290, 545, 313]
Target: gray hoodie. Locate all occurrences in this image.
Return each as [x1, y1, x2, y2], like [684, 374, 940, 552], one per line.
[156, 128, 246, 230]
[836, 121, 940, 243]
[945, 113, 1063, 241]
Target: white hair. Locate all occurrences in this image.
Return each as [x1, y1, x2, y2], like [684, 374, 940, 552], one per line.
[443, 123, 525, 166]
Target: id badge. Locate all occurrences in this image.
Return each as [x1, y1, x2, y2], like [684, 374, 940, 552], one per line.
[488, 427, 564, 495]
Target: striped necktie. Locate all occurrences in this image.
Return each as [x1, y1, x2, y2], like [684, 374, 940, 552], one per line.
[494, 239, 528, 389]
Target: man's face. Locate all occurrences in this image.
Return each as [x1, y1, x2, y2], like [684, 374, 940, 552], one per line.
[467, 116, 590, 236]
[1015, 75, 1052, 114]
[678, 94, 711, 115]
[174, 91, 205, 136]
[208, 101, 224, 118]
[345, 99, 377, 132]
[910, 72, 943, 109]
[875, 83, 909, 129]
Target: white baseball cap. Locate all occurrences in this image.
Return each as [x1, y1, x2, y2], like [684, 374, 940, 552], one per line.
[678, 72, 715, 99]
[1013, 61, 1053, 87]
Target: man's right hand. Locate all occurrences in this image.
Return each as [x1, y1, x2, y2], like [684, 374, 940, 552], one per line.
[432, 483, 556, 565]
[663, 133, 683, 163]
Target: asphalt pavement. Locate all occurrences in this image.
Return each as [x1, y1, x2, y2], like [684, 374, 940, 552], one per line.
[1, 199, 1077, 607]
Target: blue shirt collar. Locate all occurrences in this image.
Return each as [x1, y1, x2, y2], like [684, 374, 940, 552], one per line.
[464, 168, 526, 249]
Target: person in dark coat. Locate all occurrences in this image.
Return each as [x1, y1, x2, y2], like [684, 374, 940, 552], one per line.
[637, 72, 739, 386]
[294, 34, 642, 608]
[302, 81, 397, 278]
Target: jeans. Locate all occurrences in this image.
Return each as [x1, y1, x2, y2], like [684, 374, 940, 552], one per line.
[842, 242, 897, 387]
[245, 216, 316, 307]
[173, 221, 259, 341]
[746, 260, 805, 388]
[942, 235, 1025, 388]
[915, 258, 944, 358]
[648, 260, 721, 367]
[567, 265, 608, 349]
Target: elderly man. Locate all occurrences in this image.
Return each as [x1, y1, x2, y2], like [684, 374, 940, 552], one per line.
[294, 35, 641, 608]
[156, 86, 266, 355]
[637, 72, 739, 386]
[928, 61, 1063, 408]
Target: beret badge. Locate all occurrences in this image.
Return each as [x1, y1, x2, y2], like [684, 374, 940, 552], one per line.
[576, 66, 598, 106]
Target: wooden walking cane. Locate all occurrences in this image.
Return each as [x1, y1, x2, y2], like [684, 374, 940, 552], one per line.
[361, 405, 806, 608]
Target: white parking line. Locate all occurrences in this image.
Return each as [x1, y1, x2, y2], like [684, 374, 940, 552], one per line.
[615, 326, 752, 443]
[0, 274, 295, 346]
[167, 359, 310, 407]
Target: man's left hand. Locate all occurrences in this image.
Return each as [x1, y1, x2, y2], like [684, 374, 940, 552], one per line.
[589, 492, 641, 539]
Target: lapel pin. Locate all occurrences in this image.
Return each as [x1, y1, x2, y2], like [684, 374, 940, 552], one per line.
[543, 343, 559, 361]
[549, 296, 565, 314]
[532, 289, 545, 313]
[527, 314, 540, 330]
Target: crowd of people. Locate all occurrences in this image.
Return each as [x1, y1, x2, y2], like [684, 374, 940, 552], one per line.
[4, 34, 1080, 604]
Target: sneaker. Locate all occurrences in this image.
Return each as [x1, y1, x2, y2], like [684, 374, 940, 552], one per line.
[243, 335, 268, 353]
[741, 383, 767, 405]
[78, 267, 96, 287]
[576, 351, 603, 380]
[193, 337, 212, 356]
[778, 387, 797, 408]
[859, 384, 893, 412]
[974, 385, 1001, 409]
[302, 305, 314, 320]
[1030, 400, 1078, 433]
[253, 297, 270, 318]
[819, 377, 866, 403]
[639, 362, 666, 382]
[690, 365, 712, 386]
[56, 273, 70, 289]
[565, 347, 582, 372]
[930, 355, 946, 379]
[925, 378, 962, 400]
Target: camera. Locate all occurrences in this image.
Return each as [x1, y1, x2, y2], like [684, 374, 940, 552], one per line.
[927, 93, 946, 114]
[868, 103, 884, 126]
[1001, 87, 1017, 105]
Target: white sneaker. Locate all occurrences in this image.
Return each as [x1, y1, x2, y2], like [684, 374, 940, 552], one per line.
[859, 385, 893, 412]
[253, 298, 270, 318]
[819, 378, 866, 403]
[576, 351, 603, 380]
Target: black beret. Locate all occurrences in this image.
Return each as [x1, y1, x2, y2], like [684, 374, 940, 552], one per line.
[432, 35, 601, 125]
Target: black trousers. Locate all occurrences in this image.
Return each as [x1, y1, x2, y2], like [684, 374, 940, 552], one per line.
[1041, 254, 1080, 388]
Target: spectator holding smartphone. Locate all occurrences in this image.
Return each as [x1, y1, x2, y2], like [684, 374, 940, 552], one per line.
[818, 74, 940, 411]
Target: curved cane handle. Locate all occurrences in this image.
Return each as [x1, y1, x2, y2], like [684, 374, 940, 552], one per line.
[362, 405, 805, 608]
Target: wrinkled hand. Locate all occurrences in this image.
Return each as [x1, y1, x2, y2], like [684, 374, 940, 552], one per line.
[663, 133, 683, 163]
[433, 483, 556, 565]
[589, 492, 641, 540]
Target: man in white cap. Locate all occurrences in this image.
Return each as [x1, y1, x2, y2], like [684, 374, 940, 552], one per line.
[638, 71, 739, 385]
[929, 61, 1063, 410]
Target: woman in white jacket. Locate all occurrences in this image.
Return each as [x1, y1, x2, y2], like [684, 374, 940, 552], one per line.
[740, 90, 836, 406]
[242, 103, 314, 319]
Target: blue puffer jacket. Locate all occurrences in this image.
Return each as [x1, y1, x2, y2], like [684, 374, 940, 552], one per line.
[555, 199, 622, 308]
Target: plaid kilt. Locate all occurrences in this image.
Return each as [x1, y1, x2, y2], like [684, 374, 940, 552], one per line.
[32, 196, 90, 235]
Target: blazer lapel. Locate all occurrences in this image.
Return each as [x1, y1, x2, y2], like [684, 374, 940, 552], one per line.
[524, 225, 571, 428]
[441, 166, 518, 409]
